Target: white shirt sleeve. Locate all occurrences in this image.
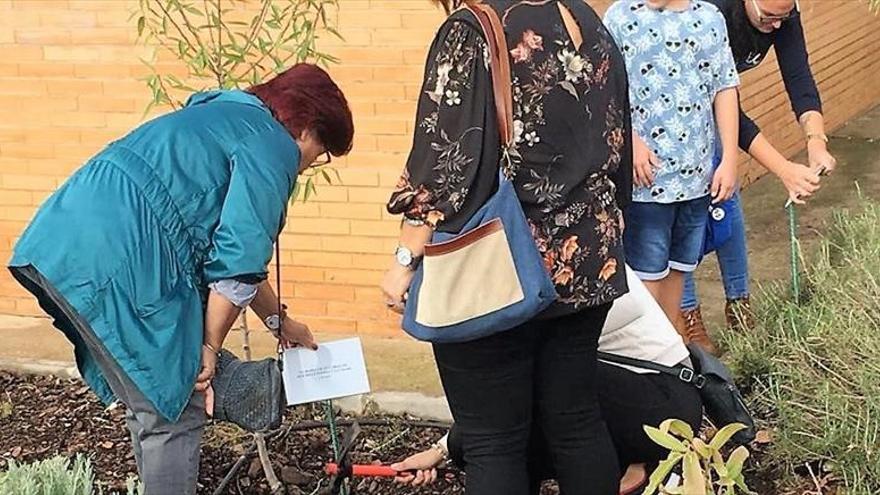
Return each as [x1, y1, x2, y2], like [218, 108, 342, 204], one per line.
[209, 279, 259, 308]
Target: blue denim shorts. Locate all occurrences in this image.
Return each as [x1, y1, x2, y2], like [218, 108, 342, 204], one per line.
[624, 195, 712, 281]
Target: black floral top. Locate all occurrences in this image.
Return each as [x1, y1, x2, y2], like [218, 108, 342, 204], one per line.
[388, 0, 633, 315]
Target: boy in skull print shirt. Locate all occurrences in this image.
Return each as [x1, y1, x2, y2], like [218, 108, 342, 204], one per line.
[604, 0, 739, 323]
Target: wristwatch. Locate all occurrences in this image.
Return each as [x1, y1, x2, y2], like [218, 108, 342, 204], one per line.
[395, 246, 423, 271]
[264, 303, 288, 338]
[403, 216, 426, 227]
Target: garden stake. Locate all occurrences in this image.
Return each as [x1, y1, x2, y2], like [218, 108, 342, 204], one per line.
[787, 203, 801, 304]
[787, 164, 828, 305]
[325, 399, 349, 495]
[329, 420, 362, 495]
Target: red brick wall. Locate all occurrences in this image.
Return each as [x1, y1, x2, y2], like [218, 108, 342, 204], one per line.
[1, 0, 879, 335]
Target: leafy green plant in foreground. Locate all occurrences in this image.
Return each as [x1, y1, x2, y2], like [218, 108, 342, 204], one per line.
[643, 419, 753, 495]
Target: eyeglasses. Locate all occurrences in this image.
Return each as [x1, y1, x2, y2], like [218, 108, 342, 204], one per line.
[313, 152, 332, 167]
[751, 0, 800, 25]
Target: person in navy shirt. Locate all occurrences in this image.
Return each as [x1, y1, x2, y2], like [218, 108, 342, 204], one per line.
[681, 0, 838, 349]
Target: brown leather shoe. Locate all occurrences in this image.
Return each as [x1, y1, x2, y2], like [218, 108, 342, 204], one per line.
[725, 296, 755, 332]
[680, 306, 718, 356]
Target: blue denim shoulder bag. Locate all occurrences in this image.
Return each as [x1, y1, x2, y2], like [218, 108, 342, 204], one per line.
[401, 3, 558, 344]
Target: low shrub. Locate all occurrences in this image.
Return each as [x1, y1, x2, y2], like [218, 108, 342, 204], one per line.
[0, 455, 141, 495]
[724, 201, 880, 493]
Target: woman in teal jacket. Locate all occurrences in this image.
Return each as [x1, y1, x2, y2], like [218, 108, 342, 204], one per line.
[8, 64, 353, 494]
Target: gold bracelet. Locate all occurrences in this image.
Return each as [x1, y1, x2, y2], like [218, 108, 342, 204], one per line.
[806, 133, 828, 144]
[203, 342, 220, 355]
[431, 442, 449, 461]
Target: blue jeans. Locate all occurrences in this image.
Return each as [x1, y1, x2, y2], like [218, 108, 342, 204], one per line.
[624, 196, 712, 281]
[681, 193, 750, 310]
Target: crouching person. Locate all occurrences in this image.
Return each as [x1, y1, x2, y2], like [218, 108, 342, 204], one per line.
[391, 266, 703, 493]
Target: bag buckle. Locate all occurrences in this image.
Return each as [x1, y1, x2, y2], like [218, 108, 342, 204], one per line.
[679, 367, 695, 384]
[694, 375, 707, 389]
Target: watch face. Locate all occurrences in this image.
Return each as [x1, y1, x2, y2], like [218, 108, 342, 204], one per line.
[396, 248, 413, 266]
[265, 314, 281, 330]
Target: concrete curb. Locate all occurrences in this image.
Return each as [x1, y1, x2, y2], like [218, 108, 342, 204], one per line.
[0, 357, 452, 423]
[0, 357, 81, 379]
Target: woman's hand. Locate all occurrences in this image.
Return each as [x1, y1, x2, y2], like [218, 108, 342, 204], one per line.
[381, 263, 415, 315]
[632, 133, 658, 188]
[280, 318, 318, 350]
[195, 345, 218, 392]
[711, 158, 738, 203]
[807, 140, 837, 176]
[391, 448, 443, 486]
[780, 160, 821, 205]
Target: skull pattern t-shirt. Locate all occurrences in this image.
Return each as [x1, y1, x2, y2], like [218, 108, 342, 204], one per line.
[604, 0, 739, 203]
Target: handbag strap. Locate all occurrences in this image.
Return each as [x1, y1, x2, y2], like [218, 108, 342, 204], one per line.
[275, 239, 287, 366]
[464, 2, 514, 148]
[597, 351, 705, 388]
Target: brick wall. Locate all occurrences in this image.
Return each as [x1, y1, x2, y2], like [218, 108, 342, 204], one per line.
[1, 0, 879, 335]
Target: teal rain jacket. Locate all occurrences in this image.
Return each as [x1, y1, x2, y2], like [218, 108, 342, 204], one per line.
[9, 90, 300, 421]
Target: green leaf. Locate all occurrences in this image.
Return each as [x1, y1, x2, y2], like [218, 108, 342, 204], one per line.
[711, 448, 728, 479]
[320, 168, 332, 184]
[691, 437, 710, 458]
[643, 452, 683, 495]
[137, 16, 146, 36]
[709, 423, 747, 452]
[644, 425, 688, 453]
[291, 180, 302, 203]
[660, 419, 695, 440]
[725, 446, 750, 480]
[303, 178, 313, 202]
[733, 473, 754, 494]
[682, 451, 706, 495]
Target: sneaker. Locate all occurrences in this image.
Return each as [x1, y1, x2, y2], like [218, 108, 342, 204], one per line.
[725, 296, 755, 332]
[679, 306, 719, 356]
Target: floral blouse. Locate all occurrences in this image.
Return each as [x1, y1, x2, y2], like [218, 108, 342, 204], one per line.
[387, 0, 634, 315]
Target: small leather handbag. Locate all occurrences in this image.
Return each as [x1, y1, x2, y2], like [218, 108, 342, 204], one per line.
[597, 344, 757, 446]
[211, 348, 285, 432]
[401, 3, 558, 344]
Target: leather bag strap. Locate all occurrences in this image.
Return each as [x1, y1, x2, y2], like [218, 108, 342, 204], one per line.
[464, 2, 514, 148]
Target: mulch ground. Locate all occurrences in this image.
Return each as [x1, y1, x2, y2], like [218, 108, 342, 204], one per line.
[1, 371, 801, 494]
[1, 372, 568, 494]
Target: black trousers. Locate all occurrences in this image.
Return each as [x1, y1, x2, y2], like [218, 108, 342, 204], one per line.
[448, 361, 704, 489]
[433, 305, 619, 495]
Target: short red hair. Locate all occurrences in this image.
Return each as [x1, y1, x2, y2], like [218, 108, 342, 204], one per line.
[249, 64, 354, 156]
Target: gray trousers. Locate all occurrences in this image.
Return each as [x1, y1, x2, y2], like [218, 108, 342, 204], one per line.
[11, 265, 207, 495]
